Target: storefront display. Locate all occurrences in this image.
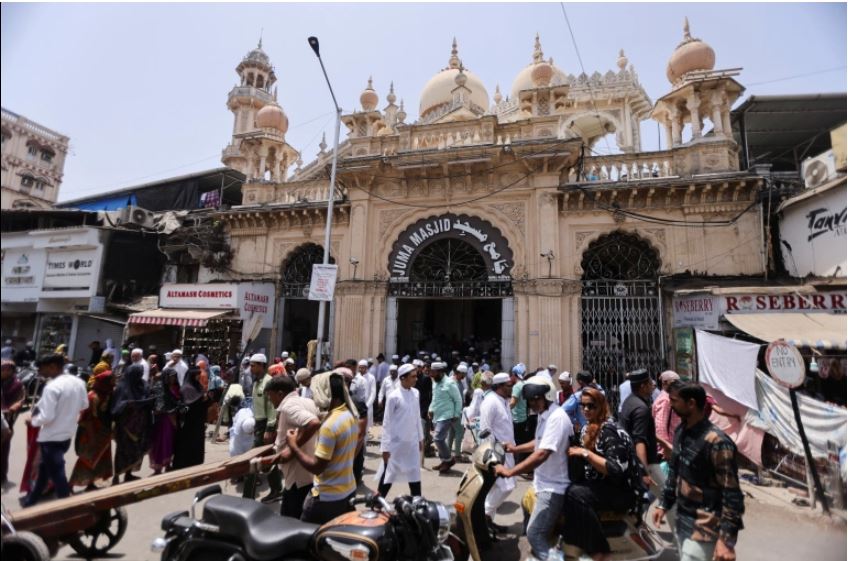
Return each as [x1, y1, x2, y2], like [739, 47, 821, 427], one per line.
[182, 319, 243, 366]
[37, 314, 74, 358]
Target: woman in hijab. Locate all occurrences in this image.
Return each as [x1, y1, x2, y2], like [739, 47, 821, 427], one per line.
[71, 371, 115, 490]
[111, 364, 152, 484]
[148, 368, 180, 475]
[172, 367, 210, 469]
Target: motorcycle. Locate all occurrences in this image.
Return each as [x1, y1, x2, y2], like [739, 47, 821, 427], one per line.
[152, 484, 456, 561]
[16, 362, 41, 411]
[451, 430, 665, 561]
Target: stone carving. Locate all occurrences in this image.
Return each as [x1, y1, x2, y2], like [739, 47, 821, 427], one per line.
[487, 202, 527, 235]
[274, 240, 297, 266]
[380, 208, 415, 235]
[574, 231, 594, 250]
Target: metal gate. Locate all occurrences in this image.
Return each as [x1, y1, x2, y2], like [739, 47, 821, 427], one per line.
[580, 232, 663, 412]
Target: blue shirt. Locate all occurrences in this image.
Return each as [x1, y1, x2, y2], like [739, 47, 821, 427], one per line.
[563, 389, 586, 429]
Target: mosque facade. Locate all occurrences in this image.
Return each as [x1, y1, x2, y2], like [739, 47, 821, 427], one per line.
[214, 21, 764, 386]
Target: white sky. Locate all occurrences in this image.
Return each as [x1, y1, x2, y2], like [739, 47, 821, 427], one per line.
[1, 2, 845, 202]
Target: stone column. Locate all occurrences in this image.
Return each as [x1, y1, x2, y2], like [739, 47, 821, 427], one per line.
[710, 91, 724, 136]
[687, 95, 702, 139]
[664, 121, 674, 150]
[670, 105, 682, 147]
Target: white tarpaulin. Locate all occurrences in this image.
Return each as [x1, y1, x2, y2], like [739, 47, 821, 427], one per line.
[696, 330, 760, 410]
[752, 369, 847, 459]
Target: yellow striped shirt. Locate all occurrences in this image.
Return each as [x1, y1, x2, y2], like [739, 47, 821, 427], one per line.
[312, 404, 358, 501]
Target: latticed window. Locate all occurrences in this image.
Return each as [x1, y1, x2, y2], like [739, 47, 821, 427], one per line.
[281, 243, 333, 297]
[581, 231, 661, 281]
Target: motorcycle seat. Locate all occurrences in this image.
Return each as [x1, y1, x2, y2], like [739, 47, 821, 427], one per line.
[202, 495, 319, 561]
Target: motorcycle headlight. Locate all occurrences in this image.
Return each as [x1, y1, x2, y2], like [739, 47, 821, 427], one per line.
[436, 503, 456, 543]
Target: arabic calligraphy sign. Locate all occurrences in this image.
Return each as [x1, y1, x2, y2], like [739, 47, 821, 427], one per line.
[388, 214, 513, 282]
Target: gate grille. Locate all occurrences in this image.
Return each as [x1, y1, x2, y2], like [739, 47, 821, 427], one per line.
[580, 279, 663, 412]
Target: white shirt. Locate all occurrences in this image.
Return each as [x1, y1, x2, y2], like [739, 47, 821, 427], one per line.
[533, 403, 573, 495]
[351, 373, 368, 403]
[465, 388, 485, 421]
[169, 359, 189, 386]
[32, 374, 89, 442]
[135, 358, 151, 383]
[364, 372, 377, 408]
[479, 390, 515, 491]
[300, 386, 313, 400]
[378, 376, 399, 405]
[229, 407, 255, 456]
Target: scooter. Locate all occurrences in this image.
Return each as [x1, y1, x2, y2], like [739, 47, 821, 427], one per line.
[152, 484, 457, 561]
[451, 430, 665, 561]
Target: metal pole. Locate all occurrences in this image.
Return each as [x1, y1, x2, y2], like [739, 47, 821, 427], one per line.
[310, 38, 342, 372]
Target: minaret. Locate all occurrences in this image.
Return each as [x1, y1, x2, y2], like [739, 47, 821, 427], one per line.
[222, 40, 298, 182]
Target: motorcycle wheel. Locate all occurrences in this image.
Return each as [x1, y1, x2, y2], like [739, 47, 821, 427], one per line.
[2, 531, 51, 561]
[67, 506, 128, 557]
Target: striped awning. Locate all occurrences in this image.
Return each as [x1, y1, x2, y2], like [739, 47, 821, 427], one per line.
[725, 312, 847, 350]
[127, 308, 234, 327]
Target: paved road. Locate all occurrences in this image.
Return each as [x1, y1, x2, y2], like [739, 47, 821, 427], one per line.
[3, 419, 845, 560]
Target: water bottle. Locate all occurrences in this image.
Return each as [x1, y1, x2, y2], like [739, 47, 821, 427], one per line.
[547, 536, 565, 561]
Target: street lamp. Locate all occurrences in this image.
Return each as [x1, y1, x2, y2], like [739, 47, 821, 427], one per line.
[308, 36, 343, 371]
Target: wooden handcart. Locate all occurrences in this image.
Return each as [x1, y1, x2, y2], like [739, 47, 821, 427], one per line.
[1, 445, 273, 560]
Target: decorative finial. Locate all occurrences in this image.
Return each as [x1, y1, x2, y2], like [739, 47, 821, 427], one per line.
[274, 86, 278, 101]
[367, 76, 374, 89]
[397, 99, 407, 123]
[493, 84, 503, 104]
[616, 49, 628, 71]
[683, 17, 691, 40]
[295, 154, 303, 171]
[448, 37, 461, 69]
[387, 81, 397, 104]
[319, 132, 327, 153]
[258, 29, 263, 49]
[533, 32, 544, 63]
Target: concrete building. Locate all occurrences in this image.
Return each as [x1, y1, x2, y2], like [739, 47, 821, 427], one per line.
[1, 107, 70, 209]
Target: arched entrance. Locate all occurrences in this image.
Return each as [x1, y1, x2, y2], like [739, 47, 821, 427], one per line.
[386, 214, 513, 366]
[279, 243, 334, 361]
[580, 231, 662, 410]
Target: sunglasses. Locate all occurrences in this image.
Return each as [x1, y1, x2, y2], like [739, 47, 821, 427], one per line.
[580, 402, 597, 410]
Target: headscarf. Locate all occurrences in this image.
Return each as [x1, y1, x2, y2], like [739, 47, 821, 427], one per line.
[92, 371, 114, 396]
[152, 368, 180, 413]
[310, 371, 358, 418]
[208, 365, 224, 391]
[180, 367, 204, 405]
[197, 359, 209, 392]
[110, 364, 149, 416]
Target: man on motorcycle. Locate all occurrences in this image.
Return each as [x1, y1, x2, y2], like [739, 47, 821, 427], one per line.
[479, 372, 515, 534]
[495, 376, 573, 561]
[14, 341, 36, 367]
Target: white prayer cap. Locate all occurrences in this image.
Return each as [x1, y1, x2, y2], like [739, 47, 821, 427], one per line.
[367, 357, 375, 364]
[389, 364, 398, 371]
[402, 355, 410, 363]
[392, 354, 400, 360]
[164, 352, 172, 361]
[548, 364, 558, 371]
[171, 349, 183, 356]
[413, 359, 424, 367]
[456, 365, 468, 373]
[481, 371, 494, 385]
[281, 351, 289, 358]
[492, 372, 511, 385]
[249, 353, 267, 364]
[131, 348, 143, 356]
[398, 363, 416, 378]
[558, 371, 572, 383]
[333, 367, 354, 380]
[295, 368, 311, 383]
[431, 361, 447, 370]
[358, 359, 368, 367]
[285, 358, 295, 365]
[459, 361, 468, 367]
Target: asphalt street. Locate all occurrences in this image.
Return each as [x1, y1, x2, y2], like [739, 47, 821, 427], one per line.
[3, 419, 846, 561]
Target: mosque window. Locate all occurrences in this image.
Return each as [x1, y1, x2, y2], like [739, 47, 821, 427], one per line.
[20, 174, 35, 188]
[40, 149, 55, 163]
[26, 143, 38, 158]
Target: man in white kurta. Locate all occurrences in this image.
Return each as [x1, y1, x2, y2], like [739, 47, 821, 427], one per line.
[377, 363, 423, 498]
[478, 372, 516, 532]
[378, 364, 399, 409]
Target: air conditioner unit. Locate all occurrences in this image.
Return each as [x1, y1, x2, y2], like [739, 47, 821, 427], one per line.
[118, 205, 156, 229]
[801, 149, 837, 189]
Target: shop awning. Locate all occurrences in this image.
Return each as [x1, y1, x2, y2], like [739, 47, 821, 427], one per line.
[127, 308, 234, 327]
[725, 313, 847, 350]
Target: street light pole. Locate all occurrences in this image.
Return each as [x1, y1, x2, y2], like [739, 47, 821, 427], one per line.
[308, 36, 342, 372]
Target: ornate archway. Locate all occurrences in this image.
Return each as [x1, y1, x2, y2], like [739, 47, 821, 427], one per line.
[580, 231, 663, 410]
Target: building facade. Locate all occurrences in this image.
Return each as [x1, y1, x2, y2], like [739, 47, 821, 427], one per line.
[212, 22, 765, 389]
[1, 108, 70, 209]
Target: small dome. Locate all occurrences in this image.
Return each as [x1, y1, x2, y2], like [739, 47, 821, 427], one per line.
[360, 77, 379, 111]
[419, 38, 489, 118]
[666, 18, 715, 84]
[510, 34, 567, 98]
[256, 102, 288, 133]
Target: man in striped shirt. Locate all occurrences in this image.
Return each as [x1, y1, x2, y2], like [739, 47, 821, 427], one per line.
[286, 372, 358, 524]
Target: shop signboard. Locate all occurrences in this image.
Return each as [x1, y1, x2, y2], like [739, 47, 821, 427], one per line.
[159, 282, 276, 328]
[42, 247, 102, 296]
[778, 181, 846, 278]
[672, 294, 720, 329]
[1, 247, 46, 302]
[308, 265, 338, 301]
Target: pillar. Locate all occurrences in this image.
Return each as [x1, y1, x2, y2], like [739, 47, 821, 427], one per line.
[687, 96, 702, 139]
[670, 105, 682, 146]
[385, 296, 398, 358]
[501, 297, 515, 371]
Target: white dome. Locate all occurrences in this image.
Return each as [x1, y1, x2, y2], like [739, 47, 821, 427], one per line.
[510, 34, 567, 99]
[418, 38, 489, 118]
[419, 68, 489, 117]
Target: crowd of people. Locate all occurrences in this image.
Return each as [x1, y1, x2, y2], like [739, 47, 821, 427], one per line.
[0, 345, 745, 561]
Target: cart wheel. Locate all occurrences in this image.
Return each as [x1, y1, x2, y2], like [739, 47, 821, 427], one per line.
[67, 506, 128, 557]
[2, 530, 51, 561]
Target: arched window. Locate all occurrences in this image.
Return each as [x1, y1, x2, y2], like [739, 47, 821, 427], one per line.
[26, 141, 39, 159]
[256, 74, 265, 89]
[20, 174, 36, 188]
[409, 238, 488, 283]
[246, 73, 255, 87]
[40, 148, 55, 163]
[580, 231, 660, 281]
[280, 243, 334, 298]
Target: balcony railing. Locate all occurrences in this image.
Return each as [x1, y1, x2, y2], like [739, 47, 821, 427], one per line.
[228, 86, 273, 103]
[567, 152, 676, 183]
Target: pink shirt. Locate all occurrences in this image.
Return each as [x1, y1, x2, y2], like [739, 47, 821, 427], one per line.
[652, 390, 681, 454]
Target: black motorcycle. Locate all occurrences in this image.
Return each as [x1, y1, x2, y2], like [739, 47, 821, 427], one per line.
[152, 485, 456, 561]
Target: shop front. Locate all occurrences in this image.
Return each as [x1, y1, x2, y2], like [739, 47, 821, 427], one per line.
[126, 282, 275, 365]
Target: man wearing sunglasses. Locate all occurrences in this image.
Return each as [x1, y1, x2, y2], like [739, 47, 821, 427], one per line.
[495, 375, 573, 561]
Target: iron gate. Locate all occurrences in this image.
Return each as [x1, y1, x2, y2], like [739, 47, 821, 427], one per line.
[581, 279, 663, 411]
